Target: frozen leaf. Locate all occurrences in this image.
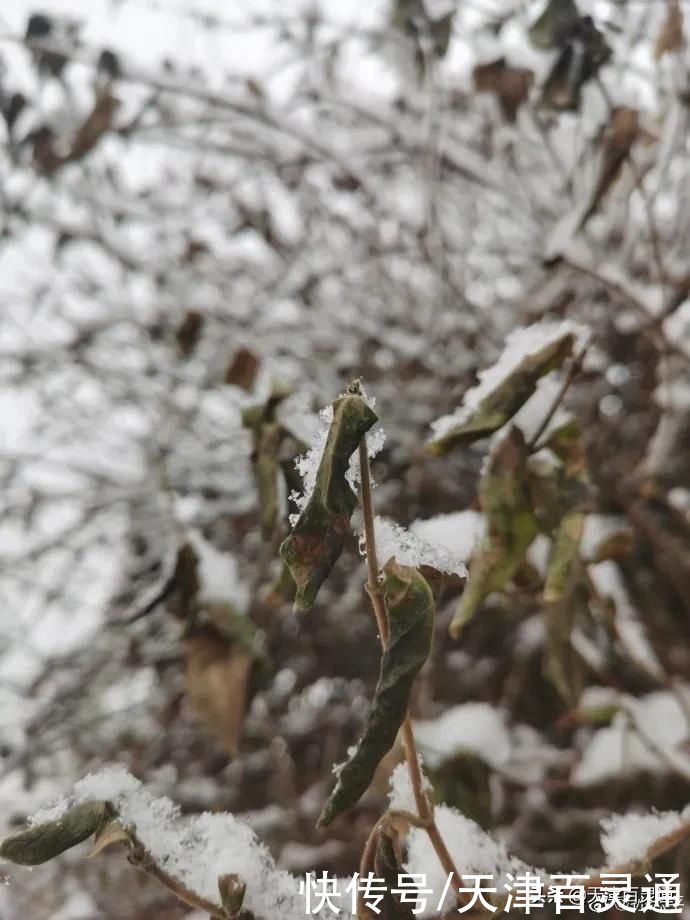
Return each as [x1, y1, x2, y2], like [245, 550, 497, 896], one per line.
[318, 561, 434, 826]
[428, 322, 582, 453]
[449, 429, 537, 638]
[280, 393, 378, 610]
[0, 801, 110, 866]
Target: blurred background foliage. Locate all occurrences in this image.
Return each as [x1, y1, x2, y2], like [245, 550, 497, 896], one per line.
[0, 0, 690, 916]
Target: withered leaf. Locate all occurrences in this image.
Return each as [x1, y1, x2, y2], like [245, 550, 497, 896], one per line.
[226, 346, 260, 391]
[185, 626, 253, 757]
[655, 0, 683, 59]
[280, 394, 378, 610]
[175, 310, 204, 357]
[373, 823, 415, 920]
[473, 58, 534, 123]
[449, 428, 537, 638]
[427, 329, 576, 454]
[0, 801, 110, 866]
[544, 511, 584, 603]
[578, 107, 639, 229]
[86, 819, 132, 858]
[318, 561, 434, 827]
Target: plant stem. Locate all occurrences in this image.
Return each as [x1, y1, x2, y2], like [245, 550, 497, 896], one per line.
[528, 339, 590, 452]
[357, 438, 462, 898]
[127, 834, 228, 918]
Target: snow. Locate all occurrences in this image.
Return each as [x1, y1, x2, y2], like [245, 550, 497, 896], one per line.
[409, 511, 484, 564]
[600, 806, 690, 867]
[188, 529, 249, 612]
[428, 320, 589, 446]
[363, 515, 468, 578]
[413, 703, 512, 770]
[389, 765, 534, 916]
[588, 560, 664, 681]
[28, 765, 350, 919]
[573, 688, 690, 786]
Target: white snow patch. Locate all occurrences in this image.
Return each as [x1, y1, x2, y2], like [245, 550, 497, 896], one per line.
[413, 703, 512, 770]
[600, 807, 690, 866]
[573, 688, 690, 786]
[365, 516, 468, 578]
[409, 511, 484, 564]
[188, 530, 249, 612]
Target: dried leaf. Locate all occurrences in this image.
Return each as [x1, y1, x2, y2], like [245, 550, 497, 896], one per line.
[86, 820, 132, 858]
[578, 108, 639, 229]
[176, 310, 204, 357]
[588, 528, 635, 563]
[280, 394, 378, 610]
[449, 429, 537, 638]
[318, 561, 434, 827]
[473, 58, 534, 122]
[225, 346, 260, 391]
[655, 1, 683, 59]
[67, 90, 121, 163]
[428, 330, 576, 454]
[0, 801, 110, 866]
[373, 822, 415, 920]
[544, 579, 588, 705]
[185, 626, 253, 757]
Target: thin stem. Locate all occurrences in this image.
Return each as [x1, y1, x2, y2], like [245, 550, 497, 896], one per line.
[127, 833, 227, 918]
[357, 436, 463, 900]
[528, 339, 591, 452]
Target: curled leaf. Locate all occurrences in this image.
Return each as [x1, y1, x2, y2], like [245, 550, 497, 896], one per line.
[0, 801, 110, 866]
[280, 394, 378, 610]
[449, 429, 537, 638]
[655, 0, 683, 59]
[86, 819, 132, 858]
[428, 323, 578, 453]
[318, 561, 434, 827]
[225, 346, 260, 391]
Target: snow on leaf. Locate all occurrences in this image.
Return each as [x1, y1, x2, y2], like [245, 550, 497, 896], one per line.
[280, 392, 378, 610]
[600, 806, 690, 867]
[427, 320, 588, 454]
[24, 766, 344, 919]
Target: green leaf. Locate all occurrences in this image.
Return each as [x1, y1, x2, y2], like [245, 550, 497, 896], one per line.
[449, 429, 537, 638]
[544, 511, 584, 603]
[0, 801, 111, 866]
[528, 0, 580, 49]
[427, 328, 577, 454]
[280, 394, 378, 610]
[318, 561, 434, 827]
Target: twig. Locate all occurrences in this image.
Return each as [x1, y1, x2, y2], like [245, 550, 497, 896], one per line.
[528, 338, 591, 451]
[357, 437, 463, 900]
